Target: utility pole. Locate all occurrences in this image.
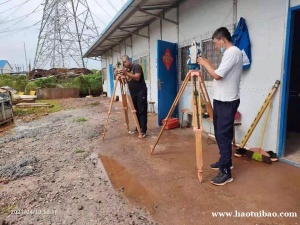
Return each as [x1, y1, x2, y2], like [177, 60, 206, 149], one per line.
[34, 0, 99, 69]
[24, 42, 28, 72]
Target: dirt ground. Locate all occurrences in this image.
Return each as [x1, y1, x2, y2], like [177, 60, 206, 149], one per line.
[0, 97, 157, 225]
[1, 97, 299, 225]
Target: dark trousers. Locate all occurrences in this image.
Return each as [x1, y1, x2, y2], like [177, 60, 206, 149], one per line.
[131, 89, 148, 134]
[213, 99, 240, 175]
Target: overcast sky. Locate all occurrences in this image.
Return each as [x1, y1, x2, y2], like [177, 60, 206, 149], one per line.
[0, 0, 125, 71]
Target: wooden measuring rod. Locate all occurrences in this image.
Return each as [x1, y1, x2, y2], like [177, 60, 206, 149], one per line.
[235, 80, 281, 156]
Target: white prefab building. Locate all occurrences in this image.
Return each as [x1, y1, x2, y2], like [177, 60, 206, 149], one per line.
[84, 0, 300, 166]
[0, 60, 12, 75]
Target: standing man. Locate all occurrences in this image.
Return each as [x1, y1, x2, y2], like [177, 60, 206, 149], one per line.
[121, 55, 148, 139]
[197, 27, 243, 186]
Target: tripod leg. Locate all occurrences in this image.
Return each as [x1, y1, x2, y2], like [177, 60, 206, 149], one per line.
[150, 72, 191, 154]
[192, 74, 203, 183]
[121, 83, 129, 131]
[199, 74, 213, 121]
[122, 78, 142, 135]
[102, 78, 119, 140]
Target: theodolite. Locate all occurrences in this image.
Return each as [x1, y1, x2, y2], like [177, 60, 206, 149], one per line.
[187, 41, 201, 70]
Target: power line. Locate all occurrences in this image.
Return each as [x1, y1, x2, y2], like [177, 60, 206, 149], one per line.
[0, 0, 32, 24]
[91, 11, 107, 26]
[0, 0, 16, 7]
[92, 0, 113, 19]
[0, 0, 31, 15]
[1, 5, 42, 30]
[0, 21, 41, 40]
[0, 20, 41, 34]
[106, 0, 118, 13]
[34, 0, 99, 69]
[0, 6, 42, 25]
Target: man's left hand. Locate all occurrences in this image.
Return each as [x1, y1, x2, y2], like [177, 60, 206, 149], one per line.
[122, 68, 128, 75]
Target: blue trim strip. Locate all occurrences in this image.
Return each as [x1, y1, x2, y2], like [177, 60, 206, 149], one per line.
[278, 7, 293, 158]
[280, 158, 300, 168]
[290, 5, 300, 11]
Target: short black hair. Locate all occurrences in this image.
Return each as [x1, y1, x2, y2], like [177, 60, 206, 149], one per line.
[121, 55, 130, 60]
[212, 27, 232, 42]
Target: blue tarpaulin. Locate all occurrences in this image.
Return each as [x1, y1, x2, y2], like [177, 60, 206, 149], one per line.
[232, 17, 252, 70]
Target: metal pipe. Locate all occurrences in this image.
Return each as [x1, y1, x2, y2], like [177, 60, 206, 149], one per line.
[233, 0, 238, 29]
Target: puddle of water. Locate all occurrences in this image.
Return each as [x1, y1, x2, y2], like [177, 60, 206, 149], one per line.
[99, 155, 157, 213]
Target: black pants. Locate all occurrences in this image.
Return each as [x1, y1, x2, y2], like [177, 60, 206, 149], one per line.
[131, 89, 148, 134]
[213, 99, 240, 175]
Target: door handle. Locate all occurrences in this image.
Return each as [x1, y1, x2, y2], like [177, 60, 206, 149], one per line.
[157, 79, 164, 90]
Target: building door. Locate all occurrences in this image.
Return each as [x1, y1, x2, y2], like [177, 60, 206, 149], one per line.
[157, 40, 178, 125]
[109, 64, 114, 97]
[280, 6, 300, 165]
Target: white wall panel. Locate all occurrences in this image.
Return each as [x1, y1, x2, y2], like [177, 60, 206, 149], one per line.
[149, 19, 161, 111]
[162, 8, 178, 43]
[132, 27, 149, 60]
[234, 0, 286, 151]
[179, 0, 233, 43]
[99, 0, 290, 153]
[174, 0, 287, 153]
[290, 0, 300, 7]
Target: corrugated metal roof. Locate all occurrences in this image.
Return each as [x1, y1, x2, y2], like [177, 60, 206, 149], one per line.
[0, 60, 9, 69]
[83, 0, 185, 58]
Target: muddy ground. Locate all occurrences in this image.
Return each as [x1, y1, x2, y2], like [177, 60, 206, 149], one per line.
[1, 97, 299, 225]
[0, 97, 157, 225]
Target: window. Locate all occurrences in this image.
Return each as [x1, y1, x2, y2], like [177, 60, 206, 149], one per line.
[201, 40, 223, 81]
[180, 46, 189, 81]
[133, 55, 149, 80]
[102, 68, 107, 80]
[133, 59, 139, 65]
[140, 55, 149, 80]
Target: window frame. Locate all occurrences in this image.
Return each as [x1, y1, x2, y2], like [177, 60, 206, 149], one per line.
[201, 39, 223, 81]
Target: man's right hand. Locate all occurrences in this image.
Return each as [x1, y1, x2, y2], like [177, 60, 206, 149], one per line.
[116, 74, 126, 80]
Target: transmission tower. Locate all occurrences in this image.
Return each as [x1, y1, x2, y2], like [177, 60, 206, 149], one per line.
[34, 0, 99, 69]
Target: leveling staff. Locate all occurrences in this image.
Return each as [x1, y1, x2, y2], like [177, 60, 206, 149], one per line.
[116, 55, 148, 139]
[197, 27, 243, 186]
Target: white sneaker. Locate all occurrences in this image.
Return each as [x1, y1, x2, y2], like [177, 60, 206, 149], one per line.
[128, 130, 137, 134]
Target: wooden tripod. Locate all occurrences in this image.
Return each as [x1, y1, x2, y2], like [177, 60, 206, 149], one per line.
[150, 70, 205, 182]
[102, 77, 142, 140]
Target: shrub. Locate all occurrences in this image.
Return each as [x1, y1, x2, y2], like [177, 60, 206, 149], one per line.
[0, 71, 102, 97]
[73, 72, 102, 96]
[0, 74, 27, 92]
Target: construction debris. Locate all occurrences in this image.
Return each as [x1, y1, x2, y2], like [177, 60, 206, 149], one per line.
[15, 103, 53, 108]
[29, 68, 93, 80]
[0, 88, 14, 126]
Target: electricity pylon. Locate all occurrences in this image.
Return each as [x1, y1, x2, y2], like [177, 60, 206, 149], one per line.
[34, 0, 99, 69]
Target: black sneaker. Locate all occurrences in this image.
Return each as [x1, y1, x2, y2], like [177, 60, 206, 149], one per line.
[210, 162, 234, 170]
[267, 151, 278, 162]
[211, 172, 233, 186]
[234, 148, 247, 157]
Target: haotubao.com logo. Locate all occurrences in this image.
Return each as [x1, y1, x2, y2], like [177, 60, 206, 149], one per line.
[211, 210, 298, 218]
